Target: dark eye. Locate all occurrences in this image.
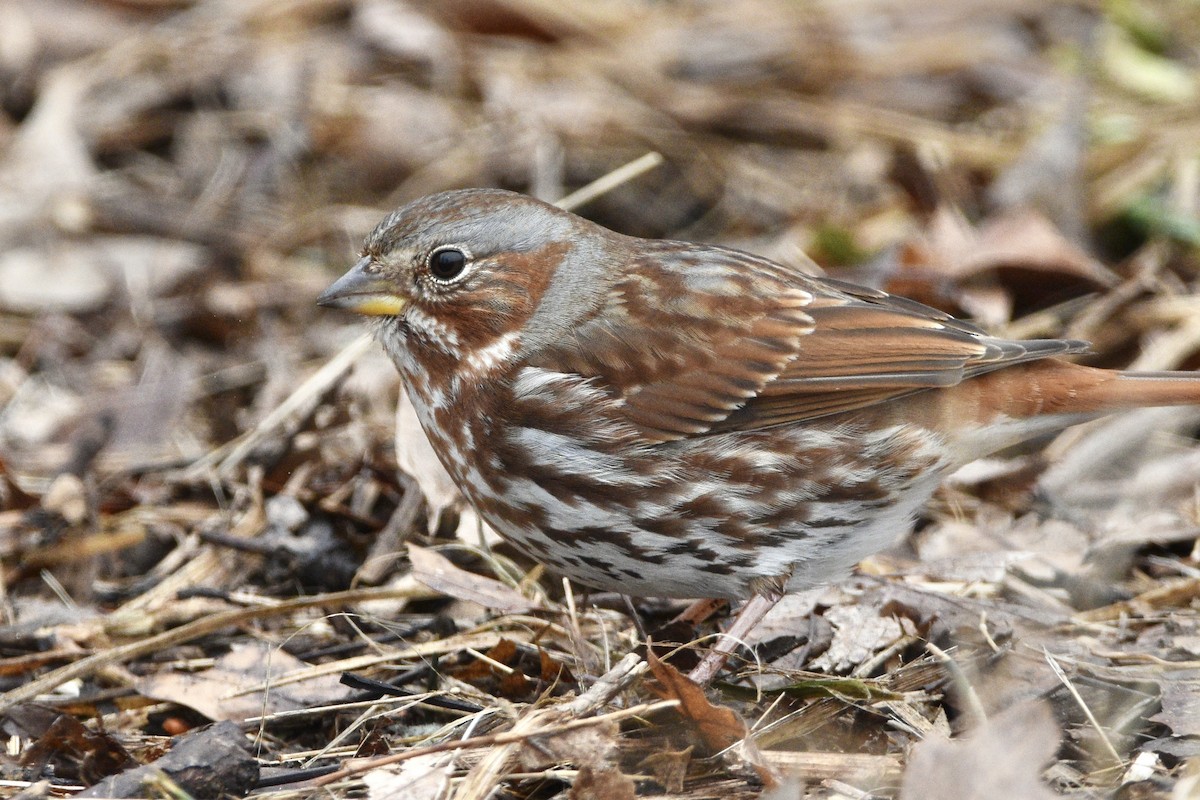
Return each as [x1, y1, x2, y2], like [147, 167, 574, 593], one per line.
[428, 247, 468, 281]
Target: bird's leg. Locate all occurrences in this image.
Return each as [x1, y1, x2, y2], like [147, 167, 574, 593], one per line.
[688, 592, 781, 685]
[671, 597, 727, 626]
[622, 595, 649, 640]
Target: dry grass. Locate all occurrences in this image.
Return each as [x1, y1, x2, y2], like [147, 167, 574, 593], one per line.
[2, 1, 1200, 797]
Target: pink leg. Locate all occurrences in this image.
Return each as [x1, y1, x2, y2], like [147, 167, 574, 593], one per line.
[687, 593, 781, 685]
[671, 597, 727, 626]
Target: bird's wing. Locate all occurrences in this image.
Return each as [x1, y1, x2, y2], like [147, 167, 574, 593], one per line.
[714, 278, 1087, 432]
[524, 245, 1086, 441]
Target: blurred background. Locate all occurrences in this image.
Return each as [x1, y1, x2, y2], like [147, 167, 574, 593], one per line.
[2, 1, 1200, 796]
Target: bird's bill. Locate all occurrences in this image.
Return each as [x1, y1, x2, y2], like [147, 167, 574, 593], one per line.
[317, 257, 407, 316]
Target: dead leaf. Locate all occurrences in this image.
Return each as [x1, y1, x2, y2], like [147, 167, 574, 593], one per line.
[638, 746, 692, 793]
[17, 708, 136, 784]
[451, 637, 573, 702]
[883, 207, 1114, 325]
[135, 641, 346, 722]
[569, 764, 636, 800]
[363, 754, 453, 800]
[538, 647, 575, 685]
[455, 639, 521, 681]
[518, 719, 635, 800]
[453, 638, 539, 702]
[0, 245, 112, 314]
[646, 651, 746, 753]
[395, 394, 460, 530]
[969, 209, 1115, 285]
[809, 604, 911, 674]
[899, 701, 1061, 800]
[395, 394, 503, 545]
[355, 723, 391, 758]
[1150, 676, 1200, 738]
[407, 543, 540, 612]
[520, 720, 618, 770]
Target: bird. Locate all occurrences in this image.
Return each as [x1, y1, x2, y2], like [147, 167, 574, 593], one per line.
[318, 187, 1200, 682]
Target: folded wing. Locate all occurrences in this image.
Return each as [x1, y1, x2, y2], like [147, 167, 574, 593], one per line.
[524, 245, 1087, 441]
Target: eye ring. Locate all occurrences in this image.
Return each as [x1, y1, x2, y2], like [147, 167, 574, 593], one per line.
[427, 246, 471, 283]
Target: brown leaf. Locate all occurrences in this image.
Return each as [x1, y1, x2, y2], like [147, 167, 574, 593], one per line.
[454, 638, 519, 679]
[519, 720, 636, 800]
[521, 720, 618, 770]
[539, 646, 576, 685]
[454, 639, 576, 701]
[407, 543, 540, 612]
[569, 764, 637, 800]
[969, 210, 1111, 284]
[354, 723, 391, 758]
[18, 709, 136, 784]
[882, 207, 1114, 324]
[646, 651, 746, 752]
[135, 642, 345, 722]
[498, 669, 535, 700]
[638, 746, 693, 793]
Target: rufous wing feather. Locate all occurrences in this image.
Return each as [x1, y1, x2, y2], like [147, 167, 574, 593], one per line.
[527, 246, 1098, 439]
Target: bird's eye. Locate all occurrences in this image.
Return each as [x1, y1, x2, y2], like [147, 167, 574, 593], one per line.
[428, 247, 469, 282]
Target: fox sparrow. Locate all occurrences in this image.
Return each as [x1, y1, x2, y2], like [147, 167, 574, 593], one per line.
[319, 188, 1200, 681]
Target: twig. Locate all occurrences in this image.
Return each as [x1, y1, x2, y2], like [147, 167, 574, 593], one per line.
[312, 697, 674, 787]
[182, 333, 374, 479]
[554, 152, 664, 211]
[451, 653, 646, 799]
[925, 642, 987, 728]
[0, 584, 434, 712]
[1043, 649, 1124, 769]
[567, 652, 647, 714]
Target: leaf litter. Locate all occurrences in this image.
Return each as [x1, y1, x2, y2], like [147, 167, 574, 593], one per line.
[2, 0, 1200, 798]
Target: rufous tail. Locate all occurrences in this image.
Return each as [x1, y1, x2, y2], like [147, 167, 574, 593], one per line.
[1109, 370, 1200, 408]
[916, 360, 1200, 463]
[1051, 365, 1200, 415]
[970, 361, 1200, 420]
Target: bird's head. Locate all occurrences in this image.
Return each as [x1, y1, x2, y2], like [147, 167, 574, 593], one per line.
[318, 188, 616, 366]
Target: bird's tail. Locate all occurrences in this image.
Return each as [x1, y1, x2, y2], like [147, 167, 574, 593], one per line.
[965, 361, 1200, 419]
[926, 360, 1200, 463]
[1060, 368, 1200, 415]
